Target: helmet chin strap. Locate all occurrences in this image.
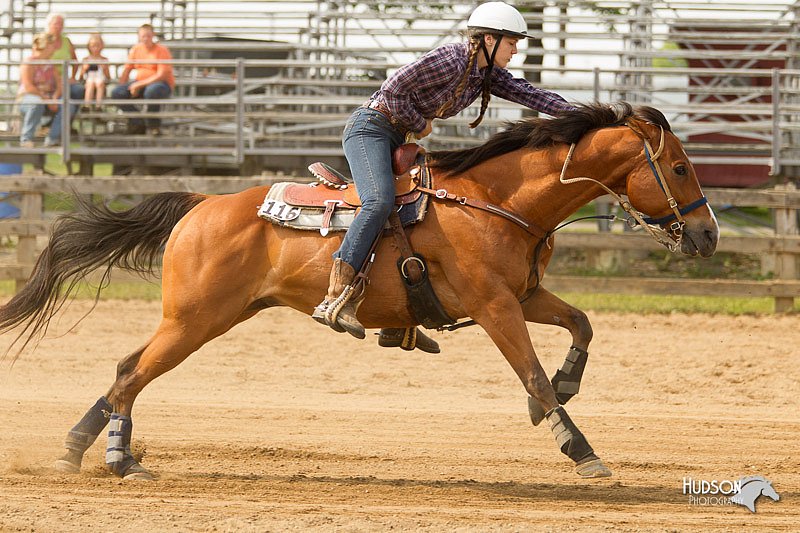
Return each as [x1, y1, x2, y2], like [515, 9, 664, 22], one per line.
[479, 34, 503, 77]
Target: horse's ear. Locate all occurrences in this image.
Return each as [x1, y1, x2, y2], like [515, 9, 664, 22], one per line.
[633, 105, 671, 131]
[624, 117, 647, 138]
[626, 117, 665, 145]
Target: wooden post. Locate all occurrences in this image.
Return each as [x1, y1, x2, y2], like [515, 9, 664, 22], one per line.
[585, 198, 614, 271]
[15, 192, 43, 292]
[584, 197, 644, 273]
[235, 59, 245, 166]
[79, 156, 93, 176]
[773, 182, 798, 312]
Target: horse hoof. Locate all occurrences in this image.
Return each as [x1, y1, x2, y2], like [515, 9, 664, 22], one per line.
[53, 459, 81, 474]
[123, 470, 154, 481]
[120, 461, 154, 480]
[576, 458, 612, 478]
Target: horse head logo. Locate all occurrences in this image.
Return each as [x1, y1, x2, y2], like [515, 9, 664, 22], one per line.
[729, 476, 780, 513]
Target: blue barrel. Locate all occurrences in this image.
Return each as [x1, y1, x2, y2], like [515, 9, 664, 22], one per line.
[0, 163, 22, 218]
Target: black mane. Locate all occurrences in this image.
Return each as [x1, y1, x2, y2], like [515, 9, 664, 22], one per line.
[429, 102, 671, 174]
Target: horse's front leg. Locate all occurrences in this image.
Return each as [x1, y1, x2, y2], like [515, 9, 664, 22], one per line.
[474, 293, 611, 478]
[520, 287, 593, 426]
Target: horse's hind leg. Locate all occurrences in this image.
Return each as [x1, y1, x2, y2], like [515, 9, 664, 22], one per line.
[102, 302, 265, 479]
[55, 305, 250, 479]
[54, 397, 114, 473]
[102, 318, 225, 479]
[53, 347, 146, 473]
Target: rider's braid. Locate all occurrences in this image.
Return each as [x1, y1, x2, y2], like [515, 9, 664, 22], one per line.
[469, 71, 492, 128]
[435, 34, 482, 119]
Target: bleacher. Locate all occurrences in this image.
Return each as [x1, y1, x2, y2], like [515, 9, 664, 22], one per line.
[0, 0, 799, 183]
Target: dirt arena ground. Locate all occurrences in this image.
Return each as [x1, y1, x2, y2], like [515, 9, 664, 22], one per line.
[0, 299, 797, 531]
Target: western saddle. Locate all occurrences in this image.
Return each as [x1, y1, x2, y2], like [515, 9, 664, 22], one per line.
[294, 143, 444, 353]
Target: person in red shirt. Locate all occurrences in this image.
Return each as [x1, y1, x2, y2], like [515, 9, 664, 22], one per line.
[112, 23, 174, 135]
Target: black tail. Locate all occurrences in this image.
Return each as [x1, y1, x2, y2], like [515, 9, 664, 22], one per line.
[0, 192, 207, 355]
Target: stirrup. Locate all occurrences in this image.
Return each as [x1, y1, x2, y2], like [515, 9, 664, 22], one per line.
[377, 327, 440, 354]
[324, 284, 353, 325]
[319, 272, 366, 339]
[312, 298, 345, 333]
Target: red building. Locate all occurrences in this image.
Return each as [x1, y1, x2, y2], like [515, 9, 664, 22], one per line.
[674, 24, 787, 187]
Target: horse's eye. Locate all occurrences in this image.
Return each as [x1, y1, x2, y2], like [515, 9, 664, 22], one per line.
[674, 165, 688, 176]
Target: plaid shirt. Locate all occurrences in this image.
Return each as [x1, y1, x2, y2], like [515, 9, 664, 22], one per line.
[372, 43, 574, 134]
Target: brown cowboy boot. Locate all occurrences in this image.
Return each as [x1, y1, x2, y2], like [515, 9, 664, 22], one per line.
[377, 327, 441, 354]
[312, 258, 366, 339]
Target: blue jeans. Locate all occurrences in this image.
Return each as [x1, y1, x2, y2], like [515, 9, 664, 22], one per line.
[334, 107, 404, 271]
[18, 83, 83, 143]
[111, 81, 172, 127]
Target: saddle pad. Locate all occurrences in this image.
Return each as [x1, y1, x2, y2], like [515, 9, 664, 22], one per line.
[258, 173, 431, 233]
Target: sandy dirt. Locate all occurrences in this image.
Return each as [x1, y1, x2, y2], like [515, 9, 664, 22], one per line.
[0, 299, 798, 531]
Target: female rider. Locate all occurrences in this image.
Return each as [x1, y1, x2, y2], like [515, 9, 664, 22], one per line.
[313, 1, 575, 344]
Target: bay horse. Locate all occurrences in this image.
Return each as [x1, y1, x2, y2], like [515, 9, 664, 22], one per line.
[0, 102, 718, 481]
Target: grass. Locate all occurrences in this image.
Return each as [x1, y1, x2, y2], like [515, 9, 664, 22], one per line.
[556, 292, 798, 315]
[0, 279, 795, 315]
[551, 250, 767, 280]
[41, 191, 135, 213]
[22, 152, 113, 177]
[0, 279, 162, 301]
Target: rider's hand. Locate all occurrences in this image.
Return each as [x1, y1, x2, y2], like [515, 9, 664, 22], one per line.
[416, 119, 433, 139]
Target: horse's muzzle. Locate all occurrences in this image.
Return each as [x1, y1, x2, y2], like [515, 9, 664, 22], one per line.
[680, 219, 719, 258]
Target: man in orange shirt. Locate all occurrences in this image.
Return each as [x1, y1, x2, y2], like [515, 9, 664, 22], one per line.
[112, 23, 174, 135]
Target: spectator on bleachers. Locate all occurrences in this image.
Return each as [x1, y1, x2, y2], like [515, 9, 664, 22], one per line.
[112, 24, 175, 135]
[79, 33, 111, 109]
[17, 33, 65, 147]
[45, 12, 85, 105]
[45, 12, 76, 79]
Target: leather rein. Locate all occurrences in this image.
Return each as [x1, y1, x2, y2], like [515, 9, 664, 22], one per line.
[415, 178, 548, 240]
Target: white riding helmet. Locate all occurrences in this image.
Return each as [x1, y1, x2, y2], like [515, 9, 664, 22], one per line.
[467, 1, 529, 38]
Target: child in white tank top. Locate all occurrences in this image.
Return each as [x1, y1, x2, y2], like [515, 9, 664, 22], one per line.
[79, 33, 110, 108]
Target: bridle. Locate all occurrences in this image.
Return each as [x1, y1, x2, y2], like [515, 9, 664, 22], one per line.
[559, 122, 709, 252]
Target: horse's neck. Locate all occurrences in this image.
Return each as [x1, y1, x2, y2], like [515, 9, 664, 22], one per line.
[460, 145, 631, 231]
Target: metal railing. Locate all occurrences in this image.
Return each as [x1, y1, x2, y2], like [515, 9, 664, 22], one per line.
[1, 58, 799, 181]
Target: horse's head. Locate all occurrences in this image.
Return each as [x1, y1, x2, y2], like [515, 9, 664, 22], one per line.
[753, 478, 781, 502]
[732, 476, 781, 512]
[623, 110, 719, 257]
